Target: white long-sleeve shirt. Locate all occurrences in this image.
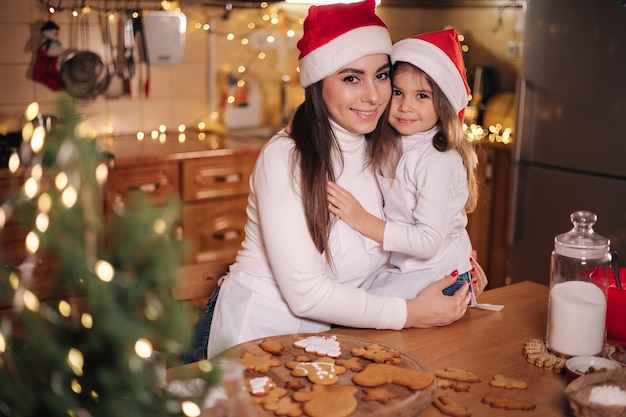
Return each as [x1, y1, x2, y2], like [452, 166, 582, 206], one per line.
[363, 127, 473, 298]
[207, 122, 407, 358]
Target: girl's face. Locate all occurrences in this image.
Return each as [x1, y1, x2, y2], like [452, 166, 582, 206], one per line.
[321, 54, 391, 135]
[388, 70, 439, 136]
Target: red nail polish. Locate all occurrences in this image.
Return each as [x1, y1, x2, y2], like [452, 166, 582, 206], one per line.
[451, 270, 459, 277]
[472, 279, 478, 284]
[471, 267, 476, 272]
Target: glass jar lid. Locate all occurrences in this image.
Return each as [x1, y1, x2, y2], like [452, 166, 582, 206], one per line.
[554, 211, 610, 259]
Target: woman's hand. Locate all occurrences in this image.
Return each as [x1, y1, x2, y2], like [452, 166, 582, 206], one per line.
[404, 274, 471, 328]
[469, 256, 488, 298]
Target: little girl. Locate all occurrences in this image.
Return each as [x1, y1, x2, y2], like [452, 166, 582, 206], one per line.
[327, 28, 479, 298]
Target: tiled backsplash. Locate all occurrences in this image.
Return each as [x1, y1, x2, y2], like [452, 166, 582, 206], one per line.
[0, 0, 521, 138]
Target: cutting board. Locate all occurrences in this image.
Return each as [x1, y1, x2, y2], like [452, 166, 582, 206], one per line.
[222, 333, 436, 417]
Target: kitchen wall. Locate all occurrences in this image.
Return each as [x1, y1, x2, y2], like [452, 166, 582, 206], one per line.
[0, 0, 523, 138]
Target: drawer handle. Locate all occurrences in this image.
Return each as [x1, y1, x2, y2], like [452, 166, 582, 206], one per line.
[213, 229, 241, 241]
[128, 182, 161, 193]
[214, 173, 243, 183]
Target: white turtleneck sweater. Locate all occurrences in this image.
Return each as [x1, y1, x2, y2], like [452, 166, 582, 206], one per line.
[207, 123, 407, 358]
[362, 127, 473, 298]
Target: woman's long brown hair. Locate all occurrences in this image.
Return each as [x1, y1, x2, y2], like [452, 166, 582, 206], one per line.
[289, 83, 339, 261]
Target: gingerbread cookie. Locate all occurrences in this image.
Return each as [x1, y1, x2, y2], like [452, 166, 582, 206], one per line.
[352, 363, 434, 390]
[482, 394, 536, 410]
[294, 335, 341, 357]
[335, 357, 365, 372]
[362, 387, 400, 404]
[240, 351, 282, 373]
[250, 386, 288, 406]
[261, 338, 285, 356]
[264, 395, 303, 417]
[292, 384, 358, 417]
[289, 357, 346, 385]
[434, 367, 481, 383]
[432, 395, 471, 417]
[489, 374, 528, 390]
[248, 376, 276, 396]
[437, 378, 471, 392]
[351, 343, 402, 364]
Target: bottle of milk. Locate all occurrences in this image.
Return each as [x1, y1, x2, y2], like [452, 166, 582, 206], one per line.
[546, 211, 610, 358]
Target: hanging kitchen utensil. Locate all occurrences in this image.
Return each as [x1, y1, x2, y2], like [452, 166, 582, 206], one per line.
[123, 11, 135, 97]
[132, 10, 150, 97]
[102, 11, 125, 99]
[59, 9, 110, 100]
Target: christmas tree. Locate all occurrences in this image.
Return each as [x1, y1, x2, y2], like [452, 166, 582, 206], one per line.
[0, 96, 219, 416]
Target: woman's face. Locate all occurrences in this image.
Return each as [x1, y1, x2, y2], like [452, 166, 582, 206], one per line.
[321, 54, 391, 135]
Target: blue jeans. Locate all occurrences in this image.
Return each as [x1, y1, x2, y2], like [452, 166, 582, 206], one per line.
[182, 286, 221, 364]
[442, 271, 471, 296]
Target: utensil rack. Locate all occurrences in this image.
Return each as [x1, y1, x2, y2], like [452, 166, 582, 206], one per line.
[37, 1, 167, 13]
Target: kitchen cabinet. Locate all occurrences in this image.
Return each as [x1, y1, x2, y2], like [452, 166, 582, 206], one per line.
[0, 133, 263, 314]
[466, 141, 511, 289]
[101, 133, 262, 308]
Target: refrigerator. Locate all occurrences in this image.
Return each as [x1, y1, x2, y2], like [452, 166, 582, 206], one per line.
[506, 0, 626, 286]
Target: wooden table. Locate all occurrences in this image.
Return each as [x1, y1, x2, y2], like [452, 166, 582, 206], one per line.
[331, 281, 567, 416]
[168, 281, 571, 416]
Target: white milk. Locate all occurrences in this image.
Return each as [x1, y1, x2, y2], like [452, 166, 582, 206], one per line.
[547, 280, 607, 357]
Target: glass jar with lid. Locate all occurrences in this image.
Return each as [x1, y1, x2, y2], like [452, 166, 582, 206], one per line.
[546, 210, 611, 358]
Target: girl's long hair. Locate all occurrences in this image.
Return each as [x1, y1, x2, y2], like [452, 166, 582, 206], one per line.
[369, 62, 479, 213]
[289, 82, 339, 260]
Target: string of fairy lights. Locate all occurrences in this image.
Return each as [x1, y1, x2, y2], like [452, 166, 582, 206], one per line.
[36, 0, 512, 145]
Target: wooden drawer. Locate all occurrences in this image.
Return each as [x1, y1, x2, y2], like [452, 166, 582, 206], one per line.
[182, 154, 256, 203]
[105, 163, 180, 212]
[181, 197, 248, 264]
[172, 262, 229, 307]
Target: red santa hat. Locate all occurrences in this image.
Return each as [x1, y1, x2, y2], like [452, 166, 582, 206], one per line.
[297, 0, 392, 88]
[391, 28, 470, 122]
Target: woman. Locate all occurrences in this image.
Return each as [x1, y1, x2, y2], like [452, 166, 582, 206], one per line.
[186, 0, 485, 362]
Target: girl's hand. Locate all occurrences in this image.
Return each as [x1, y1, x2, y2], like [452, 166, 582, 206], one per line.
[326, 181, 365, 226]
[404, 274, 471, 328]
[469, 256, 488, 298]
[326, 181, 386, 243]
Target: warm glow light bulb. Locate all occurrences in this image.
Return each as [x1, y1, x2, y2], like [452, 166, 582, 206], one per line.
[95, 163, 108, 185]
[58, 300, 72, 317]
[95, 260, 114, 282]
[8, 151, 20, 173]
[38, 193, 52, 213]
[61, 186, 78, 208]
[35, 212, 49, 233]
[67, 348, 84, 376]
[30, 164, 43, 180]
[22, 122, 33, 142]
[24, 177, 39, 199]
[134, 338, 153, 359]
[55, 172, 68, 190]
[25, 231, 40, 254]
[24, 102, 39, 121]
[181, 401, 201, 417]
[81, 313, 93, 328]
[23, 290, 40, 312]
[153, 218, 167, 234]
